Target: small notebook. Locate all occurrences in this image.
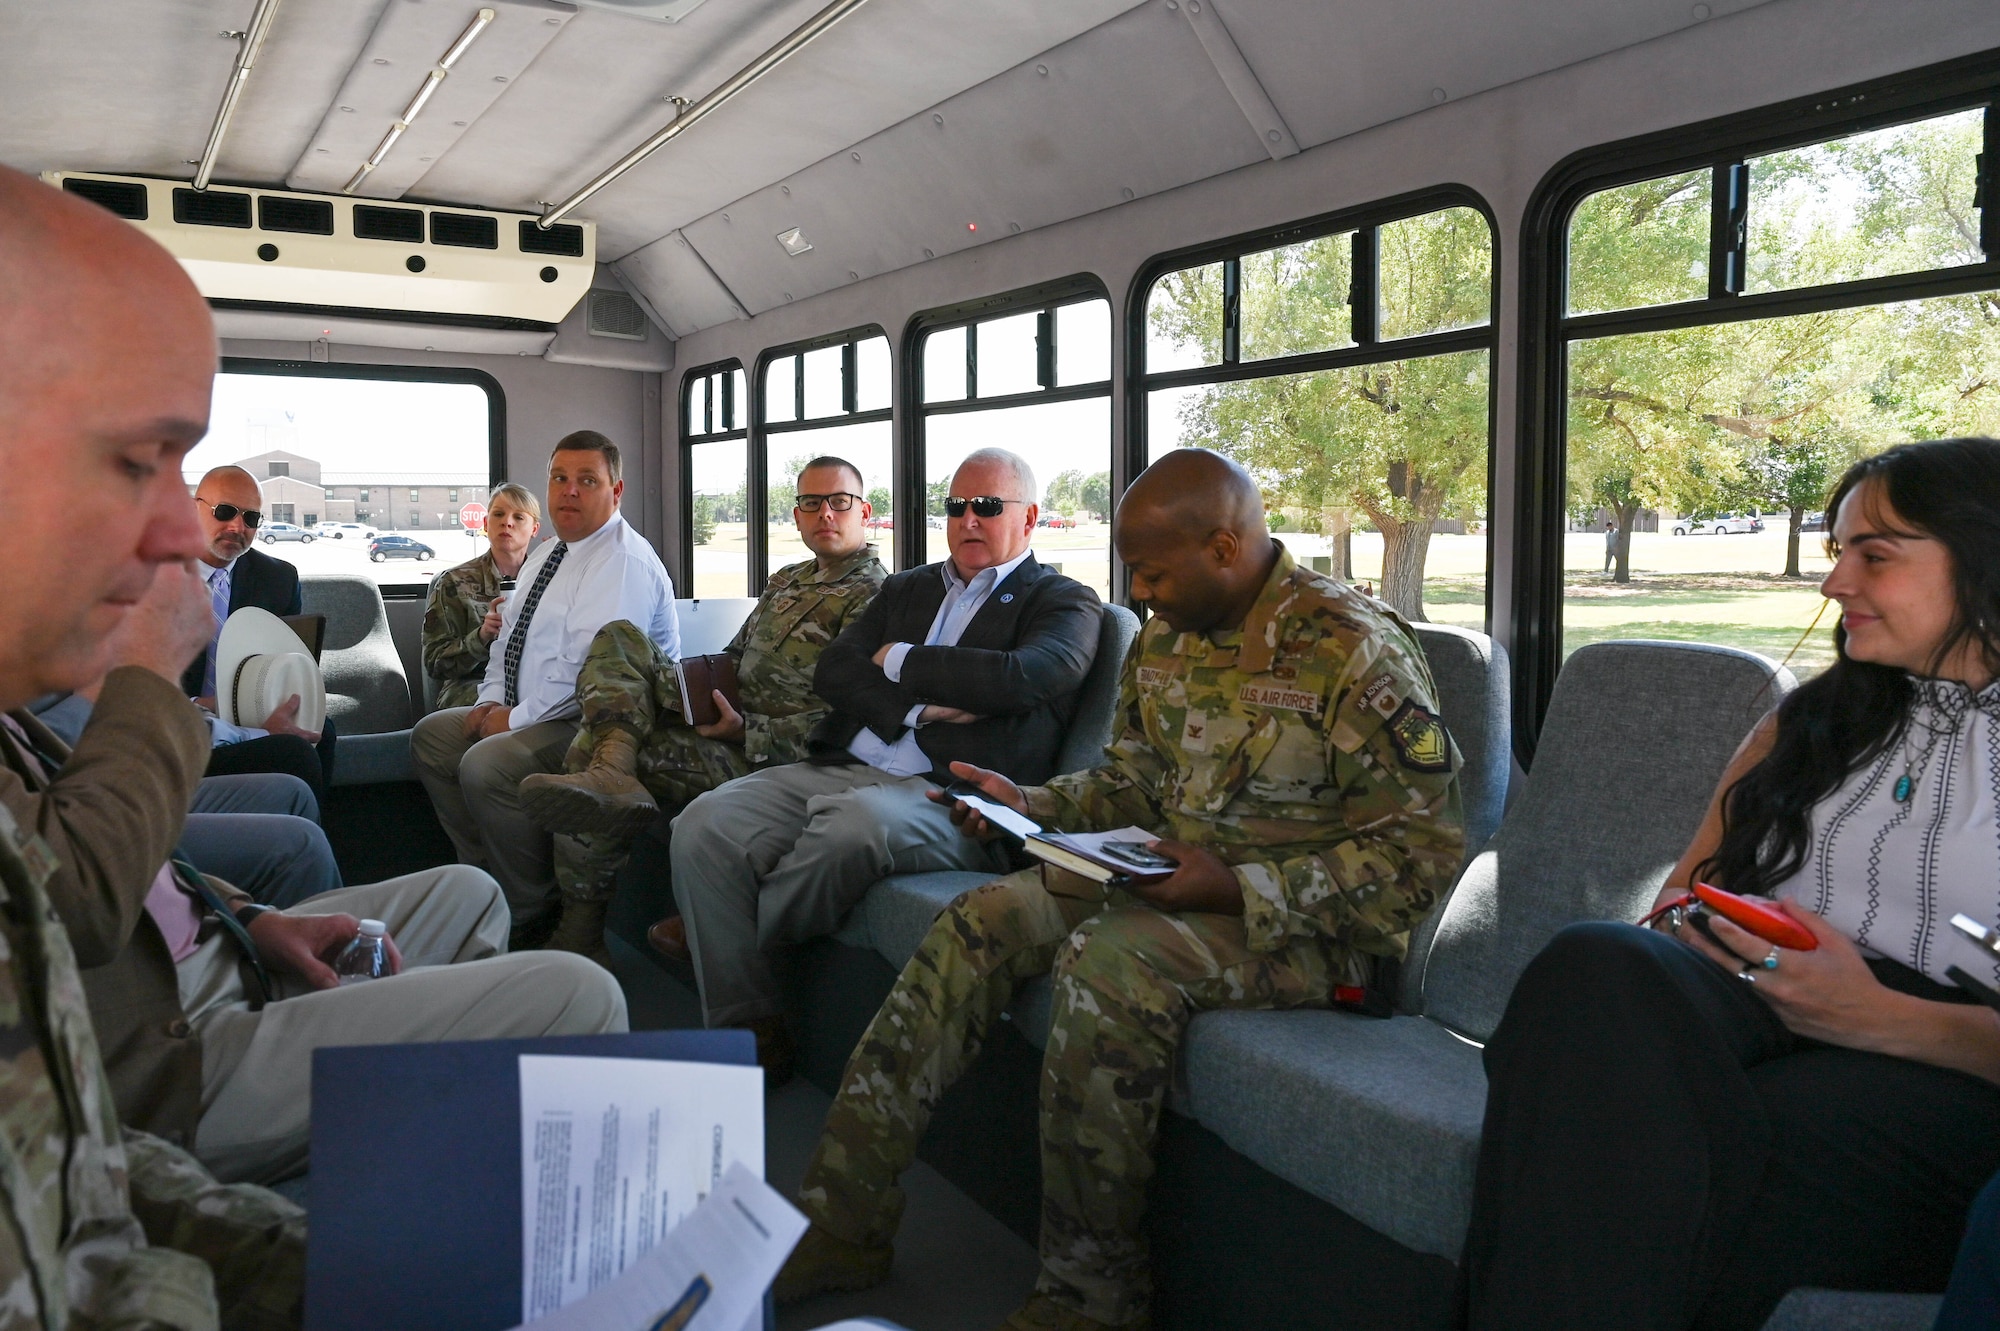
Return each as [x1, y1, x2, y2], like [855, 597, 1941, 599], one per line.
[673, 653, 742, 727]
[280, 613, 325, 661]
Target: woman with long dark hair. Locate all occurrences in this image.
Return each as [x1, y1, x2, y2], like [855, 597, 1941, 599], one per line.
[1460, 437, 2000, 1330]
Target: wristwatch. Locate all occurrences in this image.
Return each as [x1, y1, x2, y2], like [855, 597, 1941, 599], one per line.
[232, 903, 276, 932]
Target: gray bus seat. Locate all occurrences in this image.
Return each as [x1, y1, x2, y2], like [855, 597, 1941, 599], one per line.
[304, 576, 417, 786]
[1177, 640, 1793, 1259]
[1759, 1290, 1943, 1331]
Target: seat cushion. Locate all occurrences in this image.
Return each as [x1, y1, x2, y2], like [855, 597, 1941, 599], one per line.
[1180, 1009, 1487, 1258]
[328, 729, 415, 787]
[1759, 1289, 1943, 1331]
[836, 870, 994, 966]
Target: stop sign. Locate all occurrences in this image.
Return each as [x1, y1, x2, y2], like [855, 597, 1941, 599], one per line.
[460, 502, 487, 531]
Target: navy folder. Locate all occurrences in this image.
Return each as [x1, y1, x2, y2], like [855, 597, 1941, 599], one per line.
[305, 1029, 757, 1331]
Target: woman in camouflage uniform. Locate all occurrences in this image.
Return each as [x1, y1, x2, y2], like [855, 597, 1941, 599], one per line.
[421, 482, 540, 708]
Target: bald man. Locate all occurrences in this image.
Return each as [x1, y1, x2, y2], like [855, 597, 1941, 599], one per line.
[182, 462, 341, 796]
[777, 449, 1467, 1331]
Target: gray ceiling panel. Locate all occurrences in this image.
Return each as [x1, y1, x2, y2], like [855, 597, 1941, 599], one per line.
[615, 231, 749, 337]
[1214, 0, 1778, 150]
[214, 0, 396, 184]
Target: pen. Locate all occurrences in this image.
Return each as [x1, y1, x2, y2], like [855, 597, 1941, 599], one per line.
[646, 1274, 712, 1331]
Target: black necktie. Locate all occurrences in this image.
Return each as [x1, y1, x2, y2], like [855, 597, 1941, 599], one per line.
[503, 542, 567, 708]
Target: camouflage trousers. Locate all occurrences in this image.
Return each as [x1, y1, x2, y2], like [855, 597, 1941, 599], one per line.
[124, 1128, 307, 1331]
[796, 867, 1338, 1326]
[554, 621, 753, 903]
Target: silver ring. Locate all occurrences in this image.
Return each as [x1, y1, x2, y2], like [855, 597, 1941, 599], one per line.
[1736, 966, 1758, 984]
[1760, 947, 1780, 970]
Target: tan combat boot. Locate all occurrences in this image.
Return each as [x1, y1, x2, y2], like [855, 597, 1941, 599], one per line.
[543, 897, 613, 969]
[772, 1223, 893, 1305]
[996, 1294, 1151, 1331]
[519, 729, 658, 837]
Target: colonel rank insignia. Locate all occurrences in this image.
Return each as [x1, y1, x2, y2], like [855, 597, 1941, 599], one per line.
[1387, 700, 1452, 772]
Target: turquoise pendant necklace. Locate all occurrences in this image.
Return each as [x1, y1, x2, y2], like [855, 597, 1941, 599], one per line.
[1894, 772, 1914, 803]
[1893, 710, 1948, 804]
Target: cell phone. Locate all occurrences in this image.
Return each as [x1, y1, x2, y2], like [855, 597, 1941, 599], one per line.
[1952, 914, 2000, 959]
[1690, 882, 1819, 952]
[1098, 840, 1177, 871]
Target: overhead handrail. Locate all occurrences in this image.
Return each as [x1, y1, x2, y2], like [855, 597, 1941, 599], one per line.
[537, 0, 872, 228]
[193, 0, 285, 191]
[344, 8, 497, 195]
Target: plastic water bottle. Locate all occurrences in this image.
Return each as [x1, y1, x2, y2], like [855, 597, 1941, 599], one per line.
[333, 919, 391, 985]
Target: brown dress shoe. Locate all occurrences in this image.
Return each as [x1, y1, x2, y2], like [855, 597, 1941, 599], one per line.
[647, 914, 690, 962]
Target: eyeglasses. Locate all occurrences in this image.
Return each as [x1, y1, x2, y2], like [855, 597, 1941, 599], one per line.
[795, 492, 864, 513]
[942, 496, 1024, 519]
[197, 498, 263, 529]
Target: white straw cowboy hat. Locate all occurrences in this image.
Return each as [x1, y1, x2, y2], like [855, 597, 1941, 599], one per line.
[216, 607, 326, 732]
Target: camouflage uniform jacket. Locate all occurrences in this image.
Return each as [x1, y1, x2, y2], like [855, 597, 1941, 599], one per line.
[730, 546, 885, 768]
[421, 551, 502, 710]
[1025, 544, 1466, 959]
[0, 800, 217, 1329]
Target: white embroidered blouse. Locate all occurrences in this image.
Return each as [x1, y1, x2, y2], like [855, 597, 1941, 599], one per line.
[1772, 677, 2000, 987]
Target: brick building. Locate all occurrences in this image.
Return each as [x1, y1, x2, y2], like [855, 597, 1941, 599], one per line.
[198, 450, 490, 532]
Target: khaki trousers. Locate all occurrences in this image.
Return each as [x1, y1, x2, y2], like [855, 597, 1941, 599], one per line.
[669, 762, 1006, 1026]
[182, 866, 628, 1185]
[412, 707, 578, 917]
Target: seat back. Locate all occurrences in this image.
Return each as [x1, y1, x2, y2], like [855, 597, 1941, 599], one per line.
[1399, 623, 1512, 1011]
[1053, 603, 1141, 777]
[675, 598, 758, 658]
[301, 575, 412, 735]
[1420, 640, 1793, 1041]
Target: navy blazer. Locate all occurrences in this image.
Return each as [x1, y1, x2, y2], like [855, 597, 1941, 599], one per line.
[809, 553, 1101, 786]
[179, 546, 303, 699]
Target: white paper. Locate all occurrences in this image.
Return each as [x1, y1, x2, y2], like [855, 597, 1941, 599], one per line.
[518, 1055, 764, 1322]
[1051, 827, 1159, 855]
[510, 1163, 806, 1331]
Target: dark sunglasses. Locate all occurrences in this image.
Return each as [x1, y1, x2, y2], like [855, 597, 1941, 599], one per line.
[197, 498, 263, 529]
[942, 496, 1024, 519]
[795, 492, 863, 513]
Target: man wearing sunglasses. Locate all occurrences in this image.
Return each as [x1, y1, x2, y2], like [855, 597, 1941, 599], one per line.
[180, 465, 338, 798]
[668, 447, 1102, 1075]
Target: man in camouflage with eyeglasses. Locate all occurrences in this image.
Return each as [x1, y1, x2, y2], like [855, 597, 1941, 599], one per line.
[775, 449, 1465, 1331]
[518, 456, 885, 966]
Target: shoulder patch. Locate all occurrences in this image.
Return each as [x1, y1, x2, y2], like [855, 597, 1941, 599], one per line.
[1386, 700, 1452, 773]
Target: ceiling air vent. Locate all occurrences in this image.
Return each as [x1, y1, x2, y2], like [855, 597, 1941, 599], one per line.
[353, 205, 426, 243]
[431, 212, 498, 250]
[257, 196, 334, 235]
[173, 188, 252, 228]
[587, 289, 649, 340]
[519, 220, 585, 257]
[62, 177, 148, 220]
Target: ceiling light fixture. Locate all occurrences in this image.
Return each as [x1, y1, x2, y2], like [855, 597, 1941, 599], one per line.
[193, 0, 285, 191]
[343, 7, 496, 195]
[776, 227, 813, 256]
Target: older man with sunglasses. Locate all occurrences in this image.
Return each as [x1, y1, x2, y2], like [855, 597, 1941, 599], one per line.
[666, 447, 1102, 1081]
[181, 464, 339, 797]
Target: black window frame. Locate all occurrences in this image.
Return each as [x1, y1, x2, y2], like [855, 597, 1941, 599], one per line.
[1515, 50, 2000, 755]
[216, 358, 505, 598]
[677, 358, 751, 595]
[1124, 184, 1502, 614]
[903, 275, 1115, 573]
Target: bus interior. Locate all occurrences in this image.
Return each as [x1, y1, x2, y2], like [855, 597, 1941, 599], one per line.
[6, 0, 2000, 1326]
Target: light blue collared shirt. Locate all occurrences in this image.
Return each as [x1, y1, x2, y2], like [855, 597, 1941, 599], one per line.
[847, 549, 1033, 776]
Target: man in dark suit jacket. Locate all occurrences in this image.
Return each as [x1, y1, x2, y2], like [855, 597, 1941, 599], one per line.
[184, 465, 336, 796]
[669, 448, 1102, 1068]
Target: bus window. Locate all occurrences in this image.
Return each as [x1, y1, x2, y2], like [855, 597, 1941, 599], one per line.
[1559, 104, 2000, 679]
[188, 367, 498, 591]
[1141, 200, 1495, 629]
[1145, 262, 1223, 373]
[682, 363, 749, 598]
[913, 291, 1114, 600]
[761, 331, 894, 578]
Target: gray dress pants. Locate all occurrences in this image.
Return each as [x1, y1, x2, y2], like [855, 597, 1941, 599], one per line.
[670, 761, 1007, 1026]
[411, 707, 577, 917]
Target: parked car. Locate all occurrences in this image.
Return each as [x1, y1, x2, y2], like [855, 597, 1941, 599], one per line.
[368, 535, 435, 563]
[926, 515, 946, 530]
[1706, 512, 1764, 534]
[316, 521, 378, 540]
[865, 516, 894, 530]
[259, 522, 313, 543]
[1037, 515, 1076, 529]
[1800, 510, 1827, 532]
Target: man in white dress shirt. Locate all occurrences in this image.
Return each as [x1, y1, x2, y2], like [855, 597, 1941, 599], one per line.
[667, 449, 1102, 1079]
[413, 430, 678, 943]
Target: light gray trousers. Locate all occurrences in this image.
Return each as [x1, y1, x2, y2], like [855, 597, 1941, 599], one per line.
[670, 761, 1006, 1026]
[411, 707, 577, 917]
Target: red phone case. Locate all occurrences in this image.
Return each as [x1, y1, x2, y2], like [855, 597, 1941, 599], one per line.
[1692, 882, 1819, 951]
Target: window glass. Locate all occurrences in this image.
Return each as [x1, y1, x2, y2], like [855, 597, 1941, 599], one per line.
[802, 346, 844, 419]
[1146, 350, 1490, 628]
[1746, 109, 1985, 294]
[856, 336, 891, 413]
[974, 311, 1041, 398]
[1241, 234, 1353, 361]
[764, 356, 798, 424]
[924, 398, 1112, 601]
[1566, 169, 1711, 315]
[1377, 206, 1492, 340]
[689, 439, 751, 597]
[189, 372, 491, 588]
[1562, 290, 2000, 676]
[1055, 299, 1111, 385]
[924, 326, 968, 403]
[765, 421, 895, 572]
[1145, 263, 1223, 372]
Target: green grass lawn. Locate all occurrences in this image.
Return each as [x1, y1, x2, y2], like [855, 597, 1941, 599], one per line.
[1562, 571, 1836, 678]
